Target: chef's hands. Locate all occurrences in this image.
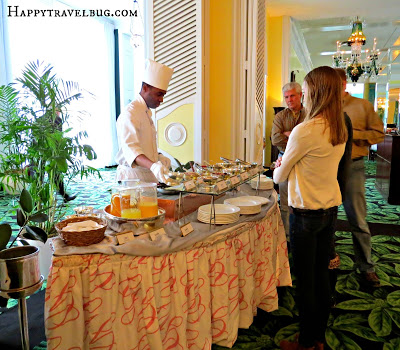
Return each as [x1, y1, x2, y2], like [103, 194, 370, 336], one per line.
[150, 161, 169, 183]
[158, 154, 171, 169]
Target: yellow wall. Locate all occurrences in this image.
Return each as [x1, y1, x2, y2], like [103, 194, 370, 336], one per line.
[157, 104, 194, 164]
[265, 16, 284, 165]
[208, 0, 232, 162]
[388, 101, 396, 124]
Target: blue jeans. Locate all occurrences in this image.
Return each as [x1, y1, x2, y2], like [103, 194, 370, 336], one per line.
[343, 159, 374, 273]
[289, 206, 338, 347]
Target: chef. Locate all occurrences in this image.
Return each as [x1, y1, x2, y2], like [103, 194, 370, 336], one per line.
[115, 59, 173, 183]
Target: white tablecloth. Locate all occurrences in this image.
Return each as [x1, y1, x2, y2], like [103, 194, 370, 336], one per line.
[45, 190, 291, 349]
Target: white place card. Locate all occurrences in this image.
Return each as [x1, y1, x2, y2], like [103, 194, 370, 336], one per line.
[184, 180, 196, 191]
[149, 228, 167, 241]
[180, 222, 194, 237]
[216, 180, 228, 191]
[241, 172, 249, 181]
[230, 176, 239, 185]
[116, 231, 135, 245]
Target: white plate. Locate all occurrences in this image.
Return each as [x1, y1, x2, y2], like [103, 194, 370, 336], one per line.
[197, 215, 240, 225]
[164, 122, 187, 146]
[241, 196, 270, 206]
[224, 197, 262, 207]
[198, 204, 241, 215]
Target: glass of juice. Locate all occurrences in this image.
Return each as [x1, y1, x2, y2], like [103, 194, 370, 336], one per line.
[138, 183, 158, 218]
[110, 185, 124, 217]
[119, 187, 141, 219]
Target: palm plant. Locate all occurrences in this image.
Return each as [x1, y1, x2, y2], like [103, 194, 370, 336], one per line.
[0, 60, 99, 234]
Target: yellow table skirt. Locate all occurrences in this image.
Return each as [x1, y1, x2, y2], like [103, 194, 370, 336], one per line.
[45, 201, 291, 349]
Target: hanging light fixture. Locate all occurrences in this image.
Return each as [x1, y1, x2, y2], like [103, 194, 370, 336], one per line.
[332, 17, 381, 83]
[130, 0, 144, 48]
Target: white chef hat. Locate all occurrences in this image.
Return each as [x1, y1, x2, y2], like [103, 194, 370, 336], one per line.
[143, 59, 174, 91]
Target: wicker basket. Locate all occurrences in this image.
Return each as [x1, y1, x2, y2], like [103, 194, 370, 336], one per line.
[55, 216, 107, 246]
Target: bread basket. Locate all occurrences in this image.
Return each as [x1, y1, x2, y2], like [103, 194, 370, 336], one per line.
[55, 216, 107, 246]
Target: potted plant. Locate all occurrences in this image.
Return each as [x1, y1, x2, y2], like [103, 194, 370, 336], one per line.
[0, 189, 48, 307]
[0, 60, 100, 234]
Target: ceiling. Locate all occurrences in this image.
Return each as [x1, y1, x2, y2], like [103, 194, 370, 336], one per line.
[266, 0, 400, 97]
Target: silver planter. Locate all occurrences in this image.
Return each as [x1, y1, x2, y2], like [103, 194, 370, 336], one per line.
[0, 246, 41, 292]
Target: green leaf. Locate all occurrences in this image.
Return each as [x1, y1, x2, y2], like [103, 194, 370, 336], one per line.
[335, 231, 352, 239]
[24, 226, 47, 243]
[336, 299, 378, 311]
[368, 307, 392, 336]
[376, 262, 396, 275]
[17, 209, 26, 227]
[336, 238, 353, 245]
[326, 328, 362, 350]
[28, 212, 48, 223]
[334, 324, 385, 342]
[372, 235, 393, 243]
[274, 323, 299, 346]
[335, 245, 354, 255]
[387, 291, 400, 307]
[380, 243, 400, 253]
[389, 276, 400, 287]
[374, 288, 389, 299]
[386, 308, 400, 329]
[376, 267, 392, 283]
[395, 264, 400, 276]
[372, 243, 391, 255]
[333, 313, 368, 327]
[381, 254, 400, 262]
[55, 157, 68, 172]
[343, 289, 374, 300]
[383, 337, 400, 350]
[19, 188, 33, 213]
[0, 224, 12, 250]
[270, 306, 293, 317]
[338, 253, 354, 270]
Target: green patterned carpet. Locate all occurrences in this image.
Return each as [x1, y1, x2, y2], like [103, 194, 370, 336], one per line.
[1, 161, 400, 349]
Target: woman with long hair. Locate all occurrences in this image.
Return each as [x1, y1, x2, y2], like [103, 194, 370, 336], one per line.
[274, 66, 348, 350]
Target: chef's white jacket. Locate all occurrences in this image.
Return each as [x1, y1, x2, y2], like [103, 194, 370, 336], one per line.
[115, 95, 159, 182]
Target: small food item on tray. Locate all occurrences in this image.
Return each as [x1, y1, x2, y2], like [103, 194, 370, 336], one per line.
[55, 216, 107, 246]
[62, 219, 105, 232]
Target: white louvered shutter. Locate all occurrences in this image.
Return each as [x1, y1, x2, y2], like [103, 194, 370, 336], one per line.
[149, 0, 204, 162]
[234, 0, 266, 164]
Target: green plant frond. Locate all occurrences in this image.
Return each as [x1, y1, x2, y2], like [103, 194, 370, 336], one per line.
[386, 308, 400, 329]
[387, 291, 400, 307]
[333, 313, 368, 327]
[371, 235, 394, 243]
[368, 307, 392, 337]
[383, 337, 400, 350]
[326, 328, 362, 350]
[335, 298, 378, 311]
[343, 289, 375, 300]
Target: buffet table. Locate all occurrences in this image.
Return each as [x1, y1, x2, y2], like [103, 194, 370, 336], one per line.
[44, 188, 291, 350]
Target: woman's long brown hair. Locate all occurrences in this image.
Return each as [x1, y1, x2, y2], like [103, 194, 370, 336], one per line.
[303, 66, 347, 146]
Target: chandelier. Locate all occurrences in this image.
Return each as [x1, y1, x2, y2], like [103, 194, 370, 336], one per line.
[332, 17, 381, 83]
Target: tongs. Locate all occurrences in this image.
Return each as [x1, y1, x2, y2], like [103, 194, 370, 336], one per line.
[220, 157, 234, 163]
[235, 158, 251, 165]
[193, 162, 204, 173]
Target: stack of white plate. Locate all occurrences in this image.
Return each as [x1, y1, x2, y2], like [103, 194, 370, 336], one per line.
[197, 204, 241, 224]
[250, 176, 274, 190]
[224, 196, 262, 214]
